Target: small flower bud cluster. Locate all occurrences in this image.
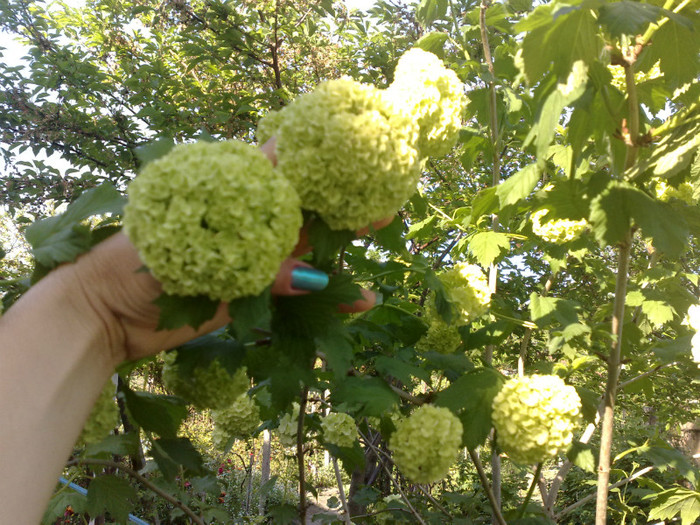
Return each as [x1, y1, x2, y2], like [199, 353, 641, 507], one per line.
[320, 412, 357, 448]
[654, 180, 696, 205]
[387, 48, 466, 158]
[276, 402, 301, 448]
[435, 262, 491, 326]
[685, 304, 700, 366]
[390, 405, 463, 484]
[162, 351, 250, 410]
[492, 374, 581, 465]
[124, 140, 302, 301]
[211, 394, 261, 449]
[531, 209, 587, 244]
[78, 381, 120, 445]
[415, 315, 462, 354]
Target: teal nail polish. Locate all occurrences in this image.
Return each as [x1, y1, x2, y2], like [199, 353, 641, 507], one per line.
[291, 267, 329, 291]
[374, 292, 384, 306]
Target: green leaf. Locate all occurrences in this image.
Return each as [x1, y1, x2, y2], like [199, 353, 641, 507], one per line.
[415, 32, 449, 58]
[316, 330, 354, 379]
[173, 334, 247, 376]
[151, 438, 208, 479]
[122, 386, 187, 438]
[84, 433, 140, 459]
[589, 181, 688, 255]
[648, 17, 700, 86]
[575, 386, 600, 424]
[529, 293, 580, 328]
[496, 163, 541, 207]
[153, 292, 220, 331]
[375, 355, 430, 385]
[648, 487, 700, 525]
[435, 367, 505, 449]
[229, 286, 272, 341]
[597, 2, 662, 38]
[86, 475, 137, 523]
[25, 183, 126, 269]
[307, 217, 356, 269]
[332, 376, 399, 417]
[324, 442, 365, 476]
[519, 5, 602, 83]
[373, 215, 408, 255]
[468, 231, 511, 267]
[134, 136, 175, 166]
[567, 441, 597, 473]
[42, 490, 87, 525]
[267, 503, 298, 524]
[416, 0, 448, 27]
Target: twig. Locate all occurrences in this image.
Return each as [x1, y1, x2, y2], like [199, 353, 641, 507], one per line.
[67, 458, 205, 525]
[297, 386, 309, 523]
[557, 466, 654, 520]
[467, 449, 508, 525]
[332, 457, 352, 524]
[595, 230, 633, 525]
[359, 431, 428, 525]
[517, 463, 543, 519]
[416, 484, 453, 519]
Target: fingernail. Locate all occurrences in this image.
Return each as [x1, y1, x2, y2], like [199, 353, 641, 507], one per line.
[374, 292, 384, 306]
[291, 267, 329, 291]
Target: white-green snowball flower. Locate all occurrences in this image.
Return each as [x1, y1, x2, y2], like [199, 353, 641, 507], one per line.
[78, 380, 120, 445]
[273, 78, 421, 231]
[276, 402, 301, 447]
[531, 208, 587, 244]
[321, 412, 358, 448]
[415, 316, 462, 354]
[211, 394, 261, 449]
[387, 48, 466, 158]
[390, 405, 463, 484]
[434, 262, 491, 326]
[492, 374, 581, 465]
[686, 304, 700, 332]
[123, 140, 302, 301]
[162, 351, 250, 410]
[256, 107, 287, 145]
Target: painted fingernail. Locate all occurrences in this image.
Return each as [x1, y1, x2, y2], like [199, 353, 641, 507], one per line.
[291, 267, 329, 291]
[373, 292, 384, 306]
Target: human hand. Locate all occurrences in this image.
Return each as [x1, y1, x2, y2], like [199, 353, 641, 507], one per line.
[68, 138, 389, 365]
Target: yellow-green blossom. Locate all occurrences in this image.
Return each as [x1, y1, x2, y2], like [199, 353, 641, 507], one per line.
[272, 78, 421, 231]
[390, 405, 463, 484]
[434, 262, 491, 326]
[212, 394, 261, 449]
[320, 412, 357, 448]
[492, 374, 581, 465]
[387, 48, 466, 158]
[124, 140, 302, 301]
[162, 351, 250, 410]
[531, 209, 587, 244]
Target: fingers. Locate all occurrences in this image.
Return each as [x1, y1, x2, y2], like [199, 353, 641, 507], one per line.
[260, 137, 277, 166]
[337, 288, 378, 314]
[356, 216, 395, 237]
[271, 259, 326, 296]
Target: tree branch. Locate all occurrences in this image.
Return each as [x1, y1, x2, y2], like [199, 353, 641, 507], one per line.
[67, 457, 205, 525]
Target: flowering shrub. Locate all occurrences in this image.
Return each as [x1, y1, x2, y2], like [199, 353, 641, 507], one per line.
[320, 412, 357, 448]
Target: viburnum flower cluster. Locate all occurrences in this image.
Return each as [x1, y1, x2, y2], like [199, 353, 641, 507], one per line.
[435, 262, 491, 326]
[161, 351, 250, 410]
[530, 208, 587, 244]
[211, 393, 261, 449]
[654, 180, 697, 205]
[320, 412, 357, 448]
[258, 48, 465, 231]
[390, 405, 463, 484]
[276, 402, 301, 447]
[124, 140, 302, 301]
[78, 380, 120, 445]
[491, 374, 581, 465]
[415, 315, 462, 354]
[686, 304, 700, 365]
[387, 48, 466, 158]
